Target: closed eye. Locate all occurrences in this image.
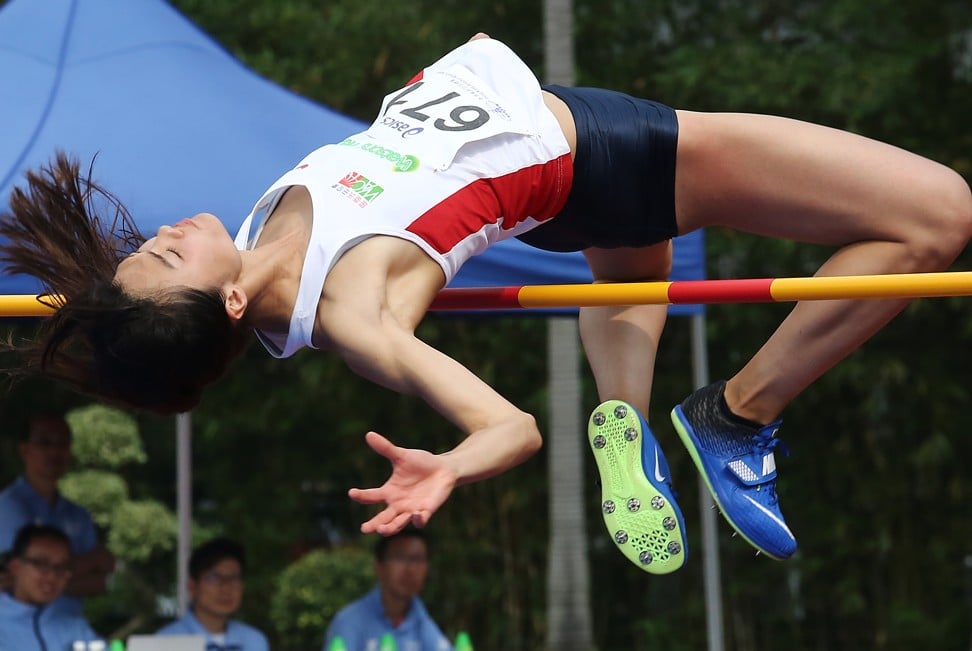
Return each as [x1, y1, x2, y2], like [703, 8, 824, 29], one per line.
[167, 248, 183, 259]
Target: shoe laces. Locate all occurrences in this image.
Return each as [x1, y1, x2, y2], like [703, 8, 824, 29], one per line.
[751, 428, 788, 506]
[752, 428, 788, 457]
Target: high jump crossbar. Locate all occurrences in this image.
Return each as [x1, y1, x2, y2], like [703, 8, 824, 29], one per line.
[428, 271, 972, 311]
[0, 271, 970, 317]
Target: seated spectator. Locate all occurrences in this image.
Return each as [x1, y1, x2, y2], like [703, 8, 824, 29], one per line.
[157, 537, 269, 651]
[0, 524, 103, 651]
[0, 413, 116, 614]
[324, 528, 452, 651]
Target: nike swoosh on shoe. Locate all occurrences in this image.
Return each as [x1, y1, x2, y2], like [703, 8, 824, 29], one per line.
[653, 447, 666, 483]
[742, 495, 796, 541]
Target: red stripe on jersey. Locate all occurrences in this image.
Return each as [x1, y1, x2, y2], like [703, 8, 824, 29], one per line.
[405, 70, 424, 86]
[407, 153, 573, 255]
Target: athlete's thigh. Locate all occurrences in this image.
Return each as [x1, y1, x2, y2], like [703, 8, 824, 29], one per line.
[583, 241, 672, 282]
[673, 110, 950, 245]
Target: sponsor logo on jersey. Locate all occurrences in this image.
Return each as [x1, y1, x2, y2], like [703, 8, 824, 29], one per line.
[333, 172, 384, 207]
[339, 138, 420, 172]
[377, 116, 425, 138]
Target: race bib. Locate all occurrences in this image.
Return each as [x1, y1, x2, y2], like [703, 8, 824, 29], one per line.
[365, 63, 534, 170]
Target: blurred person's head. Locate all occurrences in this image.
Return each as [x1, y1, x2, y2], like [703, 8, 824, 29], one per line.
[19, 414, 73, 490]
[187, 537, 246, 625]
[373, 527, 430, 603]
[8, 524, 72, 606]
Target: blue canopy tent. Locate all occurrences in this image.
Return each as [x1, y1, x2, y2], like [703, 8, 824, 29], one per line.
[0, 0, 719, 645]
[0, 0, 705, 299]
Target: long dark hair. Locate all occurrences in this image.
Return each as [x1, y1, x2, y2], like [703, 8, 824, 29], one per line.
[0, 153, 250, 414]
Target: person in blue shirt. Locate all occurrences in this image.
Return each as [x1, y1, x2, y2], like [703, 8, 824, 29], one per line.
[325, 528, 452, 651]
[0, 413, 116, 615]
[156, 537, 269, 651]
[0, 523, 102, 651]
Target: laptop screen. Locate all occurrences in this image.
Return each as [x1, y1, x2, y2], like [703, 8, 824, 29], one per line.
[125, 635, 206, 651]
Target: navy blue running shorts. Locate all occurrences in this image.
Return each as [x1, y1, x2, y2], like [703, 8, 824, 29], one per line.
[516, 85, 679, 252]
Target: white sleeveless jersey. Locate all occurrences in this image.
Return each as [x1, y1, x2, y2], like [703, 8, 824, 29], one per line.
[235, 38, 572, 358]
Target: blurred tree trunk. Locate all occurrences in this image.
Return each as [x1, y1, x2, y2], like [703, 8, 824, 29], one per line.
[543, 8, 591, 649]
[545, 317, 593, 651]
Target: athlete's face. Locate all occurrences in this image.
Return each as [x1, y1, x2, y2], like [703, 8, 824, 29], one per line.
[115, 213, 242, 295]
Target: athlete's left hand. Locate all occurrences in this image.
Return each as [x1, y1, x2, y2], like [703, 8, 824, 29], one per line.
[349, 431, 459, 535]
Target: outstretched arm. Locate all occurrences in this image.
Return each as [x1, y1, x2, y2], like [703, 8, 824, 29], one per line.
[329, 311, 542, 534]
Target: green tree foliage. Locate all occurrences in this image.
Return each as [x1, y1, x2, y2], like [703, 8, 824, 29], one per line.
[59, 405, 176, 565]
[107, 500, 179, 562]
[56, 404, 180, 637]
[271, 547, 373, 650]
[66, 404, 147, 468]
[171, 0, 542, 121]
[59, 469, 128, 527]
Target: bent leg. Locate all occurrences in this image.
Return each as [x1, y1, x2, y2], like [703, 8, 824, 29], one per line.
[579, 241, 672, 415]
[582, 242, 690, 573]
[674, 111, 972, 423]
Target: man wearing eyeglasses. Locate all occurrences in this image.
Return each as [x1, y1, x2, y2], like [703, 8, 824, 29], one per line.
[324, 528, 452, 651]
[0, 524, 103, 651]
[156, 537, 269, 651]
[0, 413, 116, 615]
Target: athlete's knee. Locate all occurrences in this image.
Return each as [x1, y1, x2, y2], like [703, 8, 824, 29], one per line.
[583, 242, 673, 282]
[908, 168, 972, 267]
[941, 170, 972, 242]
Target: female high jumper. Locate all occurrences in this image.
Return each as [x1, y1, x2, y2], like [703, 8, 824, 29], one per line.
[2, 34, 969, 574]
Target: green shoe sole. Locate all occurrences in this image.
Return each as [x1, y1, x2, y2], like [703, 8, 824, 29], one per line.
[588, 400, 688, 574]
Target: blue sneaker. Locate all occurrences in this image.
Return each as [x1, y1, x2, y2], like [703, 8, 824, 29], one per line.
[671, 381, 797, 559]
[588, 400, 687, 574]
